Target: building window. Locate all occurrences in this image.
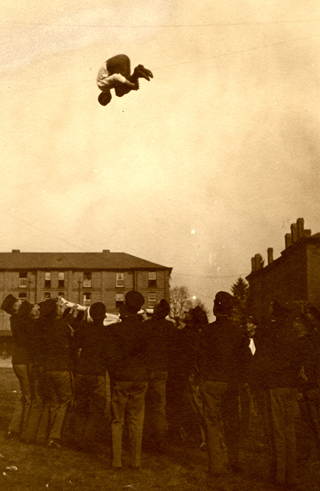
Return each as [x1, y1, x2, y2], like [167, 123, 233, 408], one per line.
[19, 272, 28, 288]
[148, 292, 157, 308]
[116, 273, 124, 288]
[58, 292, 64, 298]
[58, 272, 65, 288]
[83, 272, 92, 288]
[18, 292, 27, 300]
[45, 272, 51, 288]
[116, 293, 125, 308]
[148, 272, 157, 288]
[83, 293, 91, 306]
[44, 292, 51, 299]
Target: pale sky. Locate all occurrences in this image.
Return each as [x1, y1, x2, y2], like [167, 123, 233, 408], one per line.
[1, 1, 320, 316]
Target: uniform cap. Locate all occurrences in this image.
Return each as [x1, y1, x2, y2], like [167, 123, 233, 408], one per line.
[1, 294, 18, 315]
[214, 291, 235, 314]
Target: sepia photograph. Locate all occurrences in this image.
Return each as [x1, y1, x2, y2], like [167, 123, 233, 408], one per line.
[0, 1, 320, 490]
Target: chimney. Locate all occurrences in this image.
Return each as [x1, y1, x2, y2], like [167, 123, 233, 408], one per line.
[254, 254, 262, 271]
[102, 249, 110, 253]
[291, 223, 298, 243]
[267, 247, 273, 265]
[303, 229, 312, 238]
[297, 218, 304, 239]
[285, 233, 292, 248]
[251, 257, 256, 272]
[12, 249, 20, 253]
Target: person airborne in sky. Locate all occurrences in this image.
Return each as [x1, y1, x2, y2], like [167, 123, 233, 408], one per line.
[97, 54, 153, 106]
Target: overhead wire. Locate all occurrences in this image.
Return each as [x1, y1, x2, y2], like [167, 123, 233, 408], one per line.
[2, 19, 320, 27]
[1, 24, 320, 93]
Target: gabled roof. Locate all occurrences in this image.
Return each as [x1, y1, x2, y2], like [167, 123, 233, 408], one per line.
[0, 251, 172, 271]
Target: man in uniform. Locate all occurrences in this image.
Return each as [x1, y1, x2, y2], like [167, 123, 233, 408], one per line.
[198, 291, 245, 484]
[107, 290, 149, 469]
[1, 294, 33, 439]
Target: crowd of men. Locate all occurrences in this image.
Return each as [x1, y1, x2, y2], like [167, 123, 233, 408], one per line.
[1, 290, 320, 489]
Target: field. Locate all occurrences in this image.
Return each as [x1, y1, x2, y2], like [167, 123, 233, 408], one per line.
[0, 367, 319, 491]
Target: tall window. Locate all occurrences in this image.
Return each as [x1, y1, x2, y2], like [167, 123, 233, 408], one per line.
[148, 272, 157, 288]
[58, 272, 65, 288]
[45, 272, 51, 288]
[83, 272, 92, 288]
[148, 292, 157, 308]
[83, 292, 91, 306]
[44, 292, 51, 299]
[18, 292, 27, 300]
[58, 292, 64, 298]
[116, 293, 125, 308]
[116, 273, 124, 287]
[19, 272, 28, 288]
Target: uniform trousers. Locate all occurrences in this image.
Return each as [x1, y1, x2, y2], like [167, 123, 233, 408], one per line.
[20, 366, 49, 442]
[111, 381, 148, 468]
[202, 381, 240, 475]
[9, 364, 32, 435]
[45, 371, 73, 441]
[269, 387, 298, 485]
[298, 387, 320, 459]
[145, 371, 168, 445]
[73, 373, 107, 446]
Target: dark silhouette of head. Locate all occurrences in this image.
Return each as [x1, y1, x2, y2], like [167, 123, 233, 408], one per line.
[153, 299, 170, 319]
[213, 291, 235, 317]
[90, 302, 107, 322]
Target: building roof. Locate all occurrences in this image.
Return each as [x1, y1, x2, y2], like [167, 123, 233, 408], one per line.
[0, 250, 172, 271]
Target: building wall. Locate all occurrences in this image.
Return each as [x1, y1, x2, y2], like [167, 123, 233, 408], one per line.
[307, 243, 320, 310]
[247, 243, 310, 322]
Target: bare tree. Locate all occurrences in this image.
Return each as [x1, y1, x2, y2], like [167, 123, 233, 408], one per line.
[170, 285, 190, 318]
[169, 286, 210, 318]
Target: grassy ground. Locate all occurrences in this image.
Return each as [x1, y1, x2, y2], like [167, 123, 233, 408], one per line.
[0, 368, 319, 491]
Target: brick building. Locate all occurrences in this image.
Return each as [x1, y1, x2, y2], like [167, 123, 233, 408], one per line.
[0, 249, 172, 333]
[246, 218, 320, 322]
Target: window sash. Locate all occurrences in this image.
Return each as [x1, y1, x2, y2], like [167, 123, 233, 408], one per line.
[83, 272, 92, 288]
[116, 273, 124, 287]
[148, 292, 157, 307]
[83, 293, 91, 306]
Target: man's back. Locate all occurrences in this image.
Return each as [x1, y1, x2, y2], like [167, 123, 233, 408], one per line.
[107, 315, 149, 381]
[72, 320, 109, 376]
[44, 317, 72, 372]
[198, 317, 243, 383]
[145, 317, 174, 372]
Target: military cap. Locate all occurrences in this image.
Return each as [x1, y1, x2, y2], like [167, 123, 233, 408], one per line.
[1, 294, 18, 315]
[214, 291, 235, 314]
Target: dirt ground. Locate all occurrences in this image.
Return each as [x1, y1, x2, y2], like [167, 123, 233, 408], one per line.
[0, 367, 319, 491]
